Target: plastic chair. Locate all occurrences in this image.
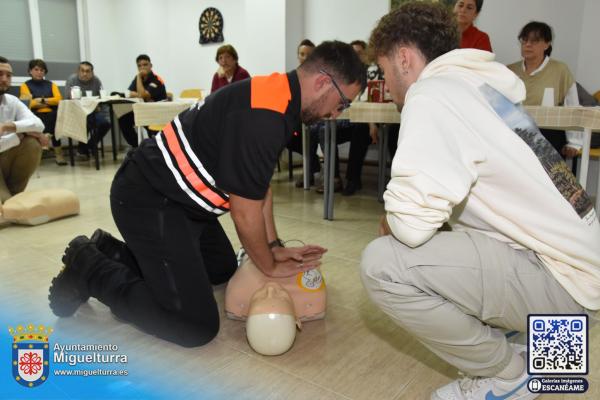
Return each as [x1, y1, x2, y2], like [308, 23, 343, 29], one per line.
[180, 89, 203, 100]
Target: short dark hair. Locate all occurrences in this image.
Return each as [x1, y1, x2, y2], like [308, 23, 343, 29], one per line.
[474, 0, 484, 13]
[136, 54, 151, 64]
[215, 45, 238, 62]
[369, 2, 459, 64]
[518, 21, 553, 57]
[350, 40, 367, 50]
[0, 56, 9, 64]
[299, 40, 367, 91]
[28, 59, 48, 73]
[80, 61, 94, 71]
[298, 39, 315, 50]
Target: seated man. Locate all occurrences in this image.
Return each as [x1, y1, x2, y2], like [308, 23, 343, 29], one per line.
[0, 56, 47, 207]
[118, 54, 167, 147]
[65, 61, 111, 161]
[361, 4, 598, 400]
[317, 40, 377, 196]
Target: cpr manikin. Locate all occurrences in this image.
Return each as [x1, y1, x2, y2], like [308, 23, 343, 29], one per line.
[225, 256, 327, 355]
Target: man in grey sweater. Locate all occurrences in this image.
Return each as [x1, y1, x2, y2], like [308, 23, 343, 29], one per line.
[65, 61, 110, 160]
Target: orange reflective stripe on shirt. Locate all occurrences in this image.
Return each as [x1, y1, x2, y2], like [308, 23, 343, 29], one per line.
[250, 73, 291, 114]
[162, 123, 230, 209]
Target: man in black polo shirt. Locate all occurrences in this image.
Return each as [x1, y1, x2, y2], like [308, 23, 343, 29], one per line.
[118, 54, 167, 147]
[49, 41, 366, 347]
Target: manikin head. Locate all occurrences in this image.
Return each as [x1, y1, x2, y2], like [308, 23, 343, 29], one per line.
[246, 282, 300, 356]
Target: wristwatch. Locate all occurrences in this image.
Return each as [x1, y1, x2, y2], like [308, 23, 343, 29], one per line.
[268, 238, 284, 249]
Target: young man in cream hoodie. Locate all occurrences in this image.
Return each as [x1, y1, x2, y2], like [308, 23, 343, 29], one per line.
[360, 3, 599, 400]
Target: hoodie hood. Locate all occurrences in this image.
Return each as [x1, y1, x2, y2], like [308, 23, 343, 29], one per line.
[418, 49, 526, 104]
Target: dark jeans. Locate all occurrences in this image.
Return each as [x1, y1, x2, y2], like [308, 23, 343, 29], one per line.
[98, 156, 237, 347]
[118, 112, 159, 147]
[35, 110, 60, 147]
[318, 122, 371, 182]
[77, 112, 111, 155]
[387, 124, 400, 159]
[540, 129, 567, 158]
[286, 128, 321, 178]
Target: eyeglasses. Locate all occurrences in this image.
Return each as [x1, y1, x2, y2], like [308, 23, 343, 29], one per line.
[519, 37, 543, 45]
[319, 69, 351, 112]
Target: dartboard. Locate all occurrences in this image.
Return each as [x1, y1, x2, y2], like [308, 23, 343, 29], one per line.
[199, 7, 224, 44]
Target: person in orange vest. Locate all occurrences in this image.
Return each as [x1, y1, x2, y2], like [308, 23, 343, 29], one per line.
[49, 41, 366, 347]
[19, 59, 64, 165]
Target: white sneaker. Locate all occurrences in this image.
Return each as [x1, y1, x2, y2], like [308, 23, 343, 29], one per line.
[431, 368, 538, 400]
[432, 343, 535, 400]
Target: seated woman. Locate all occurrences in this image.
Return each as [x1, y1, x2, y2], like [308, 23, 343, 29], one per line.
[210, 45, 250, 93]
[20, 59, 65, 165]
[454, 0, 492, 51]
[507, 21, 581, 158]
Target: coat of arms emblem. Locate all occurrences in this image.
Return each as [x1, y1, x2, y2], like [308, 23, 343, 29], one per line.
[9, 324, 53, 388]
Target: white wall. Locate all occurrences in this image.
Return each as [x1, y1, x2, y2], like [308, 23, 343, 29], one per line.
[304, 0, 388, 45]
[85, 0, 598, 96]
[285, 0, 305, 70]
[85, 0, 290, 98]
[576, 0, 600, 93]
[244, 0, 287, 76]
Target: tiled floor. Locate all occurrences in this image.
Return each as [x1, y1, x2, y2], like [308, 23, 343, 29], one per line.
[1, 156, 598, 399]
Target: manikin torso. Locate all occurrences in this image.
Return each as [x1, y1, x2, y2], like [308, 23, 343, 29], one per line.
[225, 256, 327, 322]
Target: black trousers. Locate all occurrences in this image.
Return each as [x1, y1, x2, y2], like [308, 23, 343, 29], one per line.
[286, 128, 321, 176]
[100, 157, 237, 347]
[540, 129, 567, 158]
[318, 122, 371, 182]
[77, 112, 111, 155]
[35, 110, 60, 147]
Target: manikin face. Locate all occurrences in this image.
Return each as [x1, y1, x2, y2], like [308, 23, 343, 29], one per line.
[453, 0, 478, 27]
[0, 62, 13, 95]
[248, 282, 295, 316]
[247, 282, 298, 356]
[29, 65, 46, 81]
[297, 45, 314, 65]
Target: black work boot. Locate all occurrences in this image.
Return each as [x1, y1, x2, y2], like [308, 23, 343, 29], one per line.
[48, 236, 95, 317]
[90, 229, 141, 276]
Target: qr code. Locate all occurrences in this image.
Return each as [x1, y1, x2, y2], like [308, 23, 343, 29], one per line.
[528, 314, 588, 375]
